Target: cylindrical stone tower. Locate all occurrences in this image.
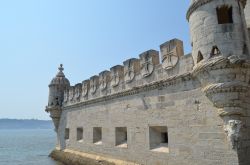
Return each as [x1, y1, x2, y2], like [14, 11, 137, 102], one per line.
[187, 1, 250, 163]
[46, 64, 70, 131]
[187, 0, 249, 65]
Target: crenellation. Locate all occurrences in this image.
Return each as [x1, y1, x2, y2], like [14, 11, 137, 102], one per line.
[123, 58, 140, 84]
[89, 75, 99, 96]
[139, 49, 159, 78]
[68, 86, 75, 103]
[81, 80, 90, 100]
[110, 65, 124, 88]
[99, 70, 111, 92]
[63, 41, 196, 107]
[74, 83, 82, 102]
[160, 39, 184, 70]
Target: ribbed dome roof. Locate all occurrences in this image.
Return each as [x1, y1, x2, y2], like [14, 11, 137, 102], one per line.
[49, 64, 70, 86]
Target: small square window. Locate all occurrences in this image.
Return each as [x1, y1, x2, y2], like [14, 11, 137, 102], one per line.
[93, 127, 102, 145]
[149, 126, 169, 153]
[65, 128, 70, 140]
[115, 127, 128, 148]
[216, 5, 233, 24]
[77, 127, 83, 142]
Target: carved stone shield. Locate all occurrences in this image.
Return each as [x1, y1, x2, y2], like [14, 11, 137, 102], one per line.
[63, 90, 68, 103]
[111, 71, 120, 87]
[74, 84, 81, 100]
[82, 80, 89, 97]
[160, 39, 183, 70]
[99, 74, 107, 91]
[68, 88, 74, 101]
[99, 71, 110, 91]
[141, 55, 154, 77]
[162, 52, 179, 70]
[110, 65, 123, 87]
[90, 76, 98, 94]
[124, 60, 135, 83]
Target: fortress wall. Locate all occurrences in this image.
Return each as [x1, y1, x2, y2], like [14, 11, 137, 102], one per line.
[57, 76, 239, 165]
[56, 39, 241, 164]
[45, 0, 250, 163]
[63, 39, 194, 107]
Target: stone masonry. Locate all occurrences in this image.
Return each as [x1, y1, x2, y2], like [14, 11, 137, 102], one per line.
[46, 0, 250, 164]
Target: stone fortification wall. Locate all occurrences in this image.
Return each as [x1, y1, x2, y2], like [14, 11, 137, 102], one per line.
[54, 39, 245, 165]
[47, 0, 250, 164]
[57, 64, 241, 165]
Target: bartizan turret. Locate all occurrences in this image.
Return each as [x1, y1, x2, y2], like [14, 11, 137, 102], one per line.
[187, 0, 250, 159]
[45, 64, 70, 132]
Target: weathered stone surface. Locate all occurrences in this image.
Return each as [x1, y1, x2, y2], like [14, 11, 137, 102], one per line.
[46, 0, 250, 165]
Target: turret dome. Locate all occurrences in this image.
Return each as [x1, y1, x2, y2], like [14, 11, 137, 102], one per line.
[49, 64, 70, 87]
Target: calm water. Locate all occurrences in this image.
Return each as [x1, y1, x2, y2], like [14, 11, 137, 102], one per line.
[0, 129, 62, 165]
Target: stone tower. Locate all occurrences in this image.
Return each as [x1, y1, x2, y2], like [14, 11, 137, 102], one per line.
[46, 64, 70, 131]
[187, 0, 249, 64]
[187, 0, 250, 164]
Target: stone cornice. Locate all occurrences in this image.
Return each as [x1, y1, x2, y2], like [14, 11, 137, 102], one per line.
[63, 72, 192, 110]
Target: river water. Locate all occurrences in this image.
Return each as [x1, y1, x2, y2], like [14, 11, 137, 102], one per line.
[0, 129, 62, 165]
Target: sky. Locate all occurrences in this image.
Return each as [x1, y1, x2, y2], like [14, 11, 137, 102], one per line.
[0, 0, 191, 120]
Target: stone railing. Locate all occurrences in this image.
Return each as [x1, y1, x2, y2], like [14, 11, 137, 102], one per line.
[63, 39, 194, 107]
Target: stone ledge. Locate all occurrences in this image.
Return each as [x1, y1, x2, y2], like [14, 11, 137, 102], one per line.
[50, 149, 140, 165]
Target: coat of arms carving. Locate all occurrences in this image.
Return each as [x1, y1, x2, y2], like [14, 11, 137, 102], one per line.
[74, 84, 82, 101]
[81, 80, 89, 97]
[139, 50, 159, 78]
[160, 39, 183, 70]
[124, 59, 138, 83]
[110, 65, 123, 87]
[63, 89, 68, 103]
[68, 87, 74, 102]
[99, 71, 110, 91]
[90, 76, 99, 94]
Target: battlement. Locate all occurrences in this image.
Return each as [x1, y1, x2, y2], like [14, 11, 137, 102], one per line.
[63, 38, 194, 107]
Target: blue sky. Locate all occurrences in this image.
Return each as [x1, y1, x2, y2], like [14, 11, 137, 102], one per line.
[0, 0, 191, 120]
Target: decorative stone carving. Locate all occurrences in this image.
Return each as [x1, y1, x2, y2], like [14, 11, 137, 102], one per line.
[224, 120, 242, 149]
[160, 39, 183, 70]
[82, 80, 90, 97]
[123, 58, 140, 83]
[68, 87, 74, 102]
[110, 65, 124, 87]
[90, 76, 99, 94]
[139, 50, 159, 77]
[99, 71, 110, 91]
[74, 84, 82, 101]
[63, 89, 68, 103]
